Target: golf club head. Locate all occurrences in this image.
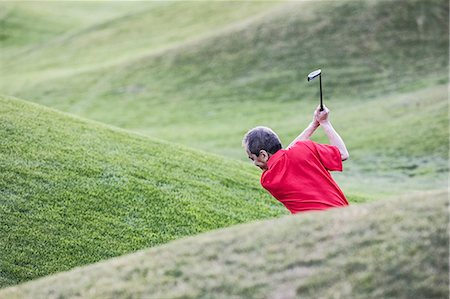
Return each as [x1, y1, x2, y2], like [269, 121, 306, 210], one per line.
[307, 69, 324, 111]
[307, 69, 321, 81]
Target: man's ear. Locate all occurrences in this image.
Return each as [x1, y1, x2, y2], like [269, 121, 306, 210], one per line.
[259, 150, 269, 162]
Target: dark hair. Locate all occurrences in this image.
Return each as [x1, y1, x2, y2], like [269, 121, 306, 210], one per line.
[242, 126, 282, 155]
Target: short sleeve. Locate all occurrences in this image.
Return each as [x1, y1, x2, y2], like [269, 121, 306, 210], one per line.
[314, 142, 343, 171]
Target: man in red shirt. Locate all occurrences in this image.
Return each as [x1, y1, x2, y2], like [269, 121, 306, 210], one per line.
[242, 106, 349, 214]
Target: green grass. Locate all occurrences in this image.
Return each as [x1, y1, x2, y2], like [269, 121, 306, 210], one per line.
[1, 1, 282, 78]
[1, 0, 448, 197]
[0, 0, 449, 292]
[2, 190, 447, 299]
[0, 1, 152, 48]
[0, 95, 292, 287]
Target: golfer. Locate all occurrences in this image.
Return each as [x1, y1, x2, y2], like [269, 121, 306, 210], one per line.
[242, 105, 349, 214]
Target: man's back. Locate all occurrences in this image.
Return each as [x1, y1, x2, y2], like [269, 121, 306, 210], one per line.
[261, 140, 348, 214]
[243, 105, 349, 214]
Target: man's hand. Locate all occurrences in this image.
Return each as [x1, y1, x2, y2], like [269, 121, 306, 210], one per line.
[287, 104, 348, 160]
[314, 105, 330, 124]
[313, 105, 349, 161]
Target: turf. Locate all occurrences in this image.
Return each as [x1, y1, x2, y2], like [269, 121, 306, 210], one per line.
[0, 95, 290, 287]
[0, 0, 448, 291]
[1, 0, 448, 197]
[0, 1, 281, 78]
[2, 190, 447, 299]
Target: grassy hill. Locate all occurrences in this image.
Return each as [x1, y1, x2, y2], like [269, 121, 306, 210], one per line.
[0, 95, 291, 287]
[0, 1, 281, 80]
[0, 0, 448, 292]
[0, 1, 155, 48]
[1, 0, 448, 197]
[2, 190, 447, 299]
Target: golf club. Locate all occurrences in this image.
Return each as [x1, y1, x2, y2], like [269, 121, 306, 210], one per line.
[307, 69, 323, 111]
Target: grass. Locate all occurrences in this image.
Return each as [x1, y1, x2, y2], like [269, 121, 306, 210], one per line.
[0, 95, 292, 287]
[1, 0, 448, 197]
[0, 1, 153, 48]
[0, 1, 282, 77]
[2, 190, 447, 299]
[0, 0, 448, 292]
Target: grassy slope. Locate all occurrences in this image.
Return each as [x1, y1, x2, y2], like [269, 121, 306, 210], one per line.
[1, 0, 448, 196]
[2, 190, 447, 299]
[330, 84, 448, 196]
[0, 0, 448, 291]
[0, 1, 153, 48]
[0, 1, 282, 82]
[0, 95, 290, 287]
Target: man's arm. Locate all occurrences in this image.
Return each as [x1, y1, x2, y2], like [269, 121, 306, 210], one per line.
[287, 122, 320, 148]
[288, 106, 349, 161]
[287, 120, 320, 149]
[315, 106, 349, 161]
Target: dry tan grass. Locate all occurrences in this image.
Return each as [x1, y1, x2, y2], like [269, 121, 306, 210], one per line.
[2, 190, 447, 299]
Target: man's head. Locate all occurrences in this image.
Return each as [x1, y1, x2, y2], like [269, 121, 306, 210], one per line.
[242, 126, 282, 171]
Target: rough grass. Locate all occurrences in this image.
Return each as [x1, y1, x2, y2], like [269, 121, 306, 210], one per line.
[0, 1, 281, 77]
[0, 95, 293, 287]
[1, 0, 448, 196]
[0, 1, 153, 48]
[2, 190, 447, 299]
[0, 0, 449, 292]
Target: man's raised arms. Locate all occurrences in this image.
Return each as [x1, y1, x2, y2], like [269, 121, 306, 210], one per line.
[287, 106, 349, 161]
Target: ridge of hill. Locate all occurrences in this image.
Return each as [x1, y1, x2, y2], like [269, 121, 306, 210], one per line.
[0, 0, 447, 198]
[2, 190, 447, 299]
[1, 0, 448, 294]
[1, 1, 447, 135]
[0, 1, 156, 49]
[0, 1, 282, 75]
[0, 95, 290, 287]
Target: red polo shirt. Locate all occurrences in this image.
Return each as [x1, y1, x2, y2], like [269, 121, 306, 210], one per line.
[261, 140, 348, 214]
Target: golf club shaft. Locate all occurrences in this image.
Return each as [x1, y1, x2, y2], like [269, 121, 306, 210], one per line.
[319, 75, 323, 111]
